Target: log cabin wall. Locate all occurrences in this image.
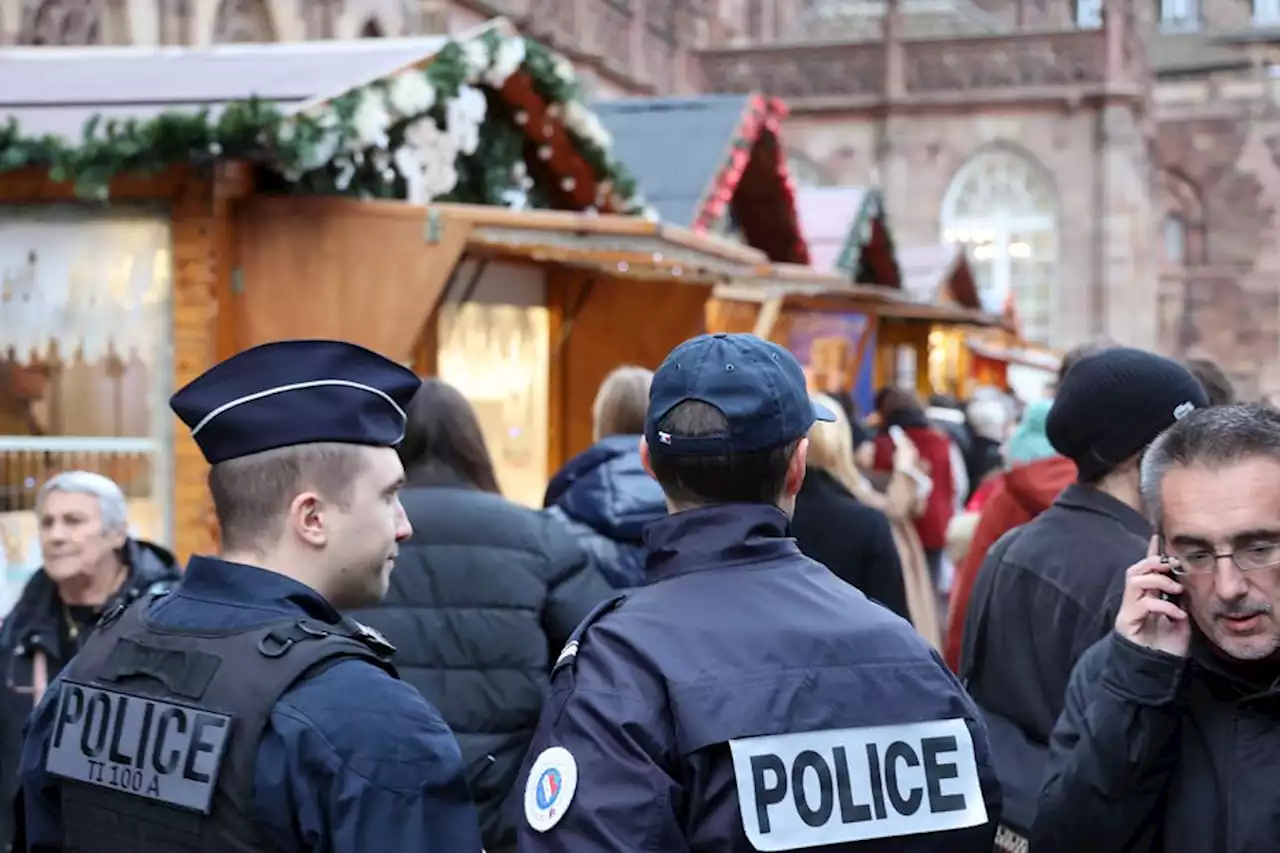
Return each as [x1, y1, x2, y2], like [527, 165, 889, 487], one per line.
[0, 167, 222, 561]
[549, 267, 711, 470]
[233, 196, 468, 362]
[705, 298, 762, 335]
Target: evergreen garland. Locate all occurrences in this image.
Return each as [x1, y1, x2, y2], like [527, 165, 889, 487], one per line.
[0, 30, 644, 212]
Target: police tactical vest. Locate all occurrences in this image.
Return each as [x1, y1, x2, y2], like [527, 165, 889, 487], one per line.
[45, 592, 398, 853]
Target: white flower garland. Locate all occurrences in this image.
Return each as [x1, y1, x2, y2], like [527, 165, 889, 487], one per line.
[296, 33, 652, 215]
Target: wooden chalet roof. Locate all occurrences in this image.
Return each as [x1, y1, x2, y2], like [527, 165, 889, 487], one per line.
[0, 37, 451, 139]
[795, 186, 867, 273]
[831, 187, 902, 289]
[897, 243, 982, 310]
[593, 94, 810, 264]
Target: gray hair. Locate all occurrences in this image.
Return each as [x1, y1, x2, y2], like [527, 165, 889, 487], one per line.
[967, 396, 1011, 442]
[1140, 403, 1280, 526]
[36, 471, 129, 534]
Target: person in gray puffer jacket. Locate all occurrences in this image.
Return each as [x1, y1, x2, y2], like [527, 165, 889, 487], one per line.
[544, 366, 667, 589]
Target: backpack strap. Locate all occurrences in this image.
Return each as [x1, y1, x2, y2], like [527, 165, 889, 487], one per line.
[959, 525, 1028, 688]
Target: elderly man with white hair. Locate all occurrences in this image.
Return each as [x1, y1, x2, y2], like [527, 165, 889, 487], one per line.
[0, 471, 179, 850]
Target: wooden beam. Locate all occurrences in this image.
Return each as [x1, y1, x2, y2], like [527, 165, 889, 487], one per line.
[753, 296, 784, 340]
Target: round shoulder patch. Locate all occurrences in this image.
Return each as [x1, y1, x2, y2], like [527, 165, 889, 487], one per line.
[523, 746, 578, 832]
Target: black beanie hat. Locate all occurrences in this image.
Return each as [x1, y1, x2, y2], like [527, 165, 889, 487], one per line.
[1047, 347, 1209, 482]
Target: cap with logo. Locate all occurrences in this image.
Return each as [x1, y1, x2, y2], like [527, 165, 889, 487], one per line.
[644, 333, 835, 457]
[170, 339, 422, 465]
[1046, 346, 1209, 482]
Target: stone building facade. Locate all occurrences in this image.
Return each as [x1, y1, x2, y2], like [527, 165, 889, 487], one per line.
[702, 0, 1280, 398]
[4, 0, 1280, 394]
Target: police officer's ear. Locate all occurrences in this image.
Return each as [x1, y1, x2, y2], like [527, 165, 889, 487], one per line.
[639, 436, 656, 481]
[288, 490, 331, 548]
[784, 437, 809, 499]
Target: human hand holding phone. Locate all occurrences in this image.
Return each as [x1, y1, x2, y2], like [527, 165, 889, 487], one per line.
[1114, 535, 1191, 657]
[888, 425, 919, 473]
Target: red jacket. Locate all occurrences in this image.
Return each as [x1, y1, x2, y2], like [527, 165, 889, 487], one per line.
[873, 424, 955, 551]
[943, 455, 1077, 671]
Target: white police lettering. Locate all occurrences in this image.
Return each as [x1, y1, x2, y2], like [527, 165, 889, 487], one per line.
[45, 680, 231, 814]
[524, 746, 578, 832]
[729, 718, 987, 851]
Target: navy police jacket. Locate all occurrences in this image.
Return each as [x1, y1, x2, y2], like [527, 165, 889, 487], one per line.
[514, 505, 1001, 852]
[18, 556, 482, 853]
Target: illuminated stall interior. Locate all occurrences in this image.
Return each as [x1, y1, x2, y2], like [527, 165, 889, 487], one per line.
[411, 206, 764, 507]
[0, 206, 173, 592]
[593, 94, 811, 263]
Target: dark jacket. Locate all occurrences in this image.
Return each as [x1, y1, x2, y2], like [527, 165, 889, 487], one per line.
[514, 504, 1002, 852]
[792, 467, 911, 621]
[349, 484, 614, 852]
[1036, 631, 1280, 852]
[0, 538, 179, 848]
[543, 434, 667, 589]
[959, 484, 1149, 833]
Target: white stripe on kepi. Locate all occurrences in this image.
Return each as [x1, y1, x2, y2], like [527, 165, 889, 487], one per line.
[189, 379, 408, 438]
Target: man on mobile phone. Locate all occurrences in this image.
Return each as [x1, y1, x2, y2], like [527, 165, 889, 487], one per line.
[1035, 403, 1280, 852]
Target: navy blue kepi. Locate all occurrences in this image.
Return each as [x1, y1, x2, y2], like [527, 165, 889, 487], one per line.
[645, 333, 835, 457]
[170, 339, 422, 465]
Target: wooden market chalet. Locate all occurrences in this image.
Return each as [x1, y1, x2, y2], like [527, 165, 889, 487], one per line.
[0, 19, 1009, 562]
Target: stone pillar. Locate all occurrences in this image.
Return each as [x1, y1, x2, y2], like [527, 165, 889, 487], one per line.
[1095, 102, 1159, 350]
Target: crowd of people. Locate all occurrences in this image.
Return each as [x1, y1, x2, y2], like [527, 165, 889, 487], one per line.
[0, 329, 1270, 853]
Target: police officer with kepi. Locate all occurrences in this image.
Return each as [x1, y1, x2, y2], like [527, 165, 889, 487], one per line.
[515, 332, 1001, 853]
[17, 339, 483, 852]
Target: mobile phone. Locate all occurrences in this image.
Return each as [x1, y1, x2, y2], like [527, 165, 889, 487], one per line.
[889, 425, 907, 447]
[1156, 532, 1182, 606]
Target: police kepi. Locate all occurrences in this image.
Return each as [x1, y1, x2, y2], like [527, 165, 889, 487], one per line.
[18, 339, 483, 853]
[514, 332, 1002, 852]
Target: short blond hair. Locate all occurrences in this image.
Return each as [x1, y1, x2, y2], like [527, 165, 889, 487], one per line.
[593, 366, 653, 441]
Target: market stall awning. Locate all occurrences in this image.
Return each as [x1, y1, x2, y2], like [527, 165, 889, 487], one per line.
[593, 94, 810, 265]
[965, 334, 1062, 372]
[830, 187, 902, 288]
[0, 19, 649, 214]
[437, 204, 767, 283]
[713, 276, 1006, 328]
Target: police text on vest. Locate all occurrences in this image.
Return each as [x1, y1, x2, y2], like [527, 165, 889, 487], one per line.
[45, 680, 232, 814]
[728, 718, 988, 851]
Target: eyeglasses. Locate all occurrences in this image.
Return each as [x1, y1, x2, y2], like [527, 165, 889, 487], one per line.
[1167, 543, 1280, 575]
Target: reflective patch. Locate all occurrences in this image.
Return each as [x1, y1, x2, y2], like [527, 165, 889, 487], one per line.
[45, 680, 231, 814]
[553, 641, 578, 669]
[995, 824, 1029, 853]
[523, 746, 578, 832]
[729, 718, 988, 851]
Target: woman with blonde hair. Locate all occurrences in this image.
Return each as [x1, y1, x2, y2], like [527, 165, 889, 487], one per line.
[792, 392, 941, 646]
[544, 365, 667, 589]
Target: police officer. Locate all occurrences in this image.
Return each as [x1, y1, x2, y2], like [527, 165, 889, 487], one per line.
[17, 340, 483, 852]
[515, 333, 1001, 852]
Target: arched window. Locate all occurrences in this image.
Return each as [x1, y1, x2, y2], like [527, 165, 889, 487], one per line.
[940, 146, 1059, 344]
[786, 149, 832, 188]
[360, 17, 384, 37]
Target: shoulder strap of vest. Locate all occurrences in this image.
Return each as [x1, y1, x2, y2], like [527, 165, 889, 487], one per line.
[959, 524, 1029, 688]
[552, 593, 627, 677]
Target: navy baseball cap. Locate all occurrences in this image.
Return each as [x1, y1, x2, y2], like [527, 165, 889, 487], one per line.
[171, 339, 422, 465]
[644, 333, 835, 457]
